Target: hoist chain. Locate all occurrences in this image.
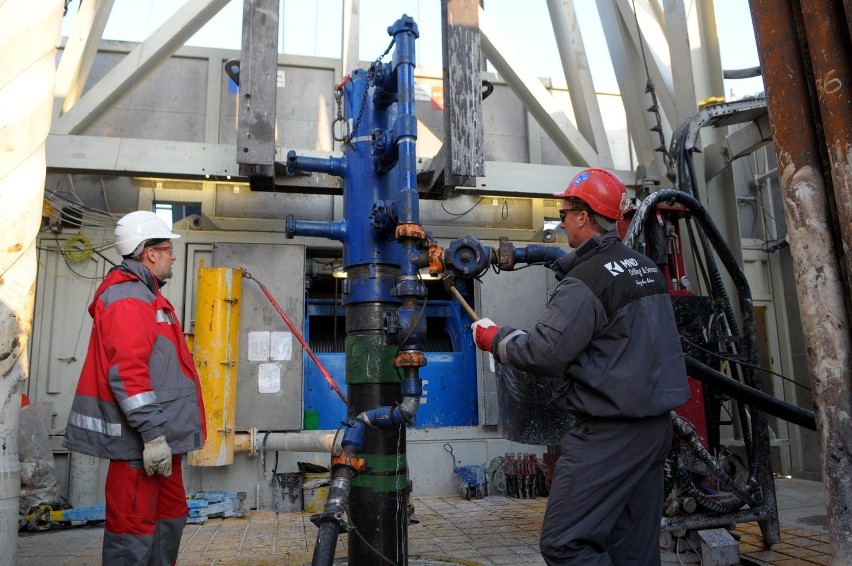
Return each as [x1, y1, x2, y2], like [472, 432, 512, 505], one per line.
[331, 38, 397, 148]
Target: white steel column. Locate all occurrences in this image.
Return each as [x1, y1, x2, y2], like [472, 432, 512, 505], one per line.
[0, 2, 65, 563]
[546, 0, 613, 166]
[54, 0, 115, 117]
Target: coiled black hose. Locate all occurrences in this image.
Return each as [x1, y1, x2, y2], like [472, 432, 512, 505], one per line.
[625, 189, 766, 497]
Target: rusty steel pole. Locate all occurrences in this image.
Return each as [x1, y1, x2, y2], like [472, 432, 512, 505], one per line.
[749, 1, 852, 562]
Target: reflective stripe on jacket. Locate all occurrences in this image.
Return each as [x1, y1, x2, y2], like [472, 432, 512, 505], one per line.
[63, 259, 206, 460]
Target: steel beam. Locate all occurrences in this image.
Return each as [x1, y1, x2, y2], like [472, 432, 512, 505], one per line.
[341, 0, 360, 87]
[53, 0, 115, 117]
[613, 0, 676, 124]
[52, 0, 231, 135]
[595, 0, 660, 172]
[546, 0, 612, 166]
[478, 6, 598, 166]
[45, 134, 639, 198]
[662, 0, 697, 127]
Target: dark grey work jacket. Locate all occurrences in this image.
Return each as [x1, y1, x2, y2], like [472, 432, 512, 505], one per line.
[491, 231, 691, 419]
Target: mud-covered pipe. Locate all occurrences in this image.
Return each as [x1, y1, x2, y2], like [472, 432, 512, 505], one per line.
[0, 3, 63, 560]
[751, 0, 851, 554]
[684, 356, 816, 431]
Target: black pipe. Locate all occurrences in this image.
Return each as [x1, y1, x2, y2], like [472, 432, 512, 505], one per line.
[686, 355, 816, 430]
[311, 465, 356, 565]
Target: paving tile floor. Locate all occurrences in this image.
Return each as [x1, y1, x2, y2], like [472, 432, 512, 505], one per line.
[19, 479, 836, 565]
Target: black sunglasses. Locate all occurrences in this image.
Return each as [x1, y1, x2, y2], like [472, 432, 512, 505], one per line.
[559, 207, 584, 222]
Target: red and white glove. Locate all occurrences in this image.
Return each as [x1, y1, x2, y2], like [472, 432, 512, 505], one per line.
[471, 318, 500, 353]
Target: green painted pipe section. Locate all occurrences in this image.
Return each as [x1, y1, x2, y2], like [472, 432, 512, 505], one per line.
[345, 334, 399, 385]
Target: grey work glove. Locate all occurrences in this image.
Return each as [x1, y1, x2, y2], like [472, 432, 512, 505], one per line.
[142, 435, 172, 477]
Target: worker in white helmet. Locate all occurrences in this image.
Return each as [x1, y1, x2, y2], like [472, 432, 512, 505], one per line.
[63, 210, 206, 565]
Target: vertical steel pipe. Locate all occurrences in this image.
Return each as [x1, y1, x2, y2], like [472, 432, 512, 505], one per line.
[189, 267, 242, 466]
[750, 0, 852, 560]
[795, 1, 852, 560]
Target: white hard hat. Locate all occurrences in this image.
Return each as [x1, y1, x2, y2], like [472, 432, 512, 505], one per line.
[114, 211, 180, 257]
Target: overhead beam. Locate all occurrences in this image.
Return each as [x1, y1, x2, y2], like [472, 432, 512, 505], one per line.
[546, 0, 612, 166]
[44, 135, 638, 197]
[478, 6, 598, 166]
[52, 0, 231, 135]
[54, 0, 115, 117]
[468, 161, 636, 197]
[46, 135, 243, 179]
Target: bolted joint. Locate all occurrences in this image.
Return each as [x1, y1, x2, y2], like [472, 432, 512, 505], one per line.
[370, 200, 393, 231]
[394, 351, 426, 368]
[331, 448, 367, 474]
[497, 237, 516, 270]
[309, 510, 351, 533]
[393, 114, 418, 142]
[371, 127, 397, 173]
[421, 243, 444, 276]
[395, 223, 426, 241]
[392, 279, 427, 299]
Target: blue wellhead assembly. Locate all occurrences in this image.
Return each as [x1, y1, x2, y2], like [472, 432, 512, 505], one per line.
[285, 15, 428, 566]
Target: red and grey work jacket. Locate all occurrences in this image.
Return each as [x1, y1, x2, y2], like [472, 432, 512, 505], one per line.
[64, 260, 206, 460]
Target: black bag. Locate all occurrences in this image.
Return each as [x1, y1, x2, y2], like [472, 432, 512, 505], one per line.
[495, 363, 574, 445]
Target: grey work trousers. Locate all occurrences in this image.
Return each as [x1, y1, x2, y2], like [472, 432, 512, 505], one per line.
[539, 413, 672, 565]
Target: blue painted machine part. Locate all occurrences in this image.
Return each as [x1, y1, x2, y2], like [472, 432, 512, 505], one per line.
[510, 243, 568, 266]
[444, 236, 493, 277]
[443, 236, 569, 278]
[285, 217, 347, 242]
[303, 299, 478, 430]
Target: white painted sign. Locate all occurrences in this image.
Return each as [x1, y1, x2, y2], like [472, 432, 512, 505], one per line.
[270, 331, 293, 361]
[258, 363, 281, 393]
[248, 331, 270, 361]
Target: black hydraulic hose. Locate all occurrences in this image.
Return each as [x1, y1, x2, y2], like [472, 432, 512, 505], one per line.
[626, 189, 763, 486]
[685, 356, 816, 430]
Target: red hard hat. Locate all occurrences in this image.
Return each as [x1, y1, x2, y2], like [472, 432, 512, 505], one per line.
[553, 168, 627, 219]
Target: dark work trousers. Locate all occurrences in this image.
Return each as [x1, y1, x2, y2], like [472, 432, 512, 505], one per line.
[103, 455, 188, 566]
[539, 413, 672, 565]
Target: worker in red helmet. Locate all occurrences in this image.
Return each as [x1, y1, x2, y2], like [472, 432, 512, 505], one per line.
[63, 211, 206, 565]
[471, 168, 689, 565]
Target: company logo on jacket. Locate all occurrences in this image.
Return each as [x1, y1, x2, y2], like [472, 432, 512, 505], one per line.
[605, 261, 625, 276]
[605, 257, 659, 281]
